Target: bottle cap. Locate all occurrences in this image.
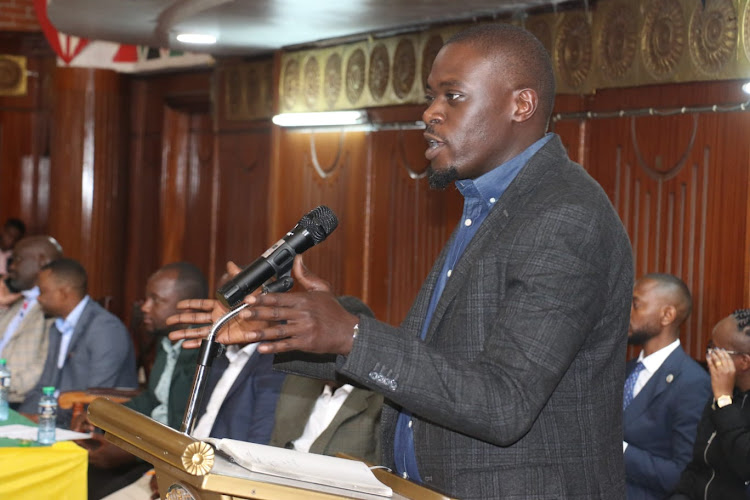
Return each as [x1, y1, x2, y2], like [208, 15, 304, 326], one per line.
[0, 358, 6, 365]
[42, 386, 55, 395]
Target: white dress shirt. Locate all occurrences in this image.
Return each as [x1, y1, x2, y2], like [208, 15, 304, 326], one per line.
[192, 343, 258, 439]
[291, 383, 354, 453]
[55, 295, 90, 369]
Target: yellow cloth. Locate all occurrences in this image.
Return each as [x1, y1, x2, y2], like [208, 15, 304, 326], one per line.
[0, 440, 87, 499]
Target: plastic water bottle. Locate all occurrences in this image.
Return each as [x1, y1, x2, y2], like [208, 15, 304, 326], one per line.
[37, 386, 57, 445]
[0, 359, 10, 421]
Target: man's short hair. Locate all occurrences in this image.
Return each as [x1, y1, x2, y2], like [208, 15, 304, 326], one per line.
[445, 23, 556, 123]
[4, 218, 26, 237]
[641, 273, 693, 323]
[160, 262, 208, 301]
[42, 258, 87, 297]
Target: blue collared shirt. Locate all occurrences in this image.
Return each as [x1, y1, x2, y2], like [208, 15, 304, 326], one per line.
[393, 133, 554, 482]
[55, 295, 90, 369]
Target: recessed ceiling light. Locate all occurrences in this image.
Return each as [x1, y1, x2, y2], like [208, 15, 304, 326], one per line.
[176, 33, 217, 45]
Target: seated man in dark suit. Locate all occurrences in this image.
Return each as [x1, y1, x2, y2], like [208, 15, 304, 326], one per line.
[19, 258, 137, 425]
[624, 273, 711, 499]
[77, 262, 283, 499]
[270, 296, 383, 463]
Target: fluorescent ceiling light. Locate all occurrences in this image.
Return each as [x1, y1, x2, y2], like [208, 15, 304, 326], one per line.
[272, 111, 368, 127]
[743, 81, 750, 95]
[176, 33, 217, 45]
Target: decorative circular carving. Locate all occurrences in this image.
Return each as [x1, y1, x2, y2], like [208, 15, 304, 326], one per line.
[181, 441, 215, 475]
[368, 43, 390, 101]
[597, 2, 638, 81]
[303, 56, 320, 110]
[641, 0, 687, 80]
[688, 0, 737, 75]
[393, 39, 416, 99]
[345, 48, 366, 105]
[282, 59, 300, 110]
[421, 35, 443, 89]
[0, 58, 22, 89]
[526, 18, 552, 54]
[744, 1, 750, 61]
[554, 12, 593, 90]
[324, 53, 342, 108]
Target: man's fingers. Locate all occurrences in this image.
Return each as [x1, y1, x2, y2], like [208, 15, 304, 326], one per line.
[291, 255, 332, 293]
[168, 326, 210, 342]
[226, 261, 242, 276]
[176, 299, 216, 311]
[166, 311, 212, 326]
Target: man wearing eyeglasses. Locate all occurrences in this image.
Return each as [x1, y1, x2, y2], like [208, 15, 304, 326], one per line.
[623, 273, 711, 499]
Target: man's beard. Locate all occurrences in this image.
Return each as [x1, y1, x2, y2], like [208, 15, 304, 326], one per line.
[627, 327, 658, 346]
[427, 165, 459, 190]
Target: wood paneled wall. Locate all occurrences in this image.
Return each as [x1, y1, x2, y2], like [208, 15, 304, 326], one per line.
[554, 80, 750, 359]
[47, 67, 128, 315]
[2, 48, 749, 361]
[0, 33, 54, 234]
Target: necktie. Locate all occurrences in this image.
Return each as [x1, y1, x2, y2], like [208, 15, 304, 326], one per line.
[623, 361, 645, 409]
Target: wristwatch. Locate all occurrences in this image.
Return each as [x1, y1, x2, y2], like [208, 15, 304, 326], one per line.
[716, 395, 733, 408]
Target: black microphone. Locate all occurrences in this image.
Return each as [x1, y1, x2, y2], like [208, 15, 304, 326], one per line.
[216, 205, 339, 307]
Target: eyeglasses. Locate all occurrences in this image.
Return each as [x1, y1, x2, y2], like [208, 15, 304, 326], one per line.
[706, 341, 750, 357]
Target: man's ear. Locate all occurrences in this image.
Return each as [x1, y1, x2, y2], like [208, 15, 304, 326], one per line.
[661, 305, 677, 327]
[513, 88, 539, 123]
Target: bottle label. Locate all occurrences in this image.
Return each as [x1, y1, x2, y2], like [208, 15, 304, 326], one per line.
[39, 403, 56, 417]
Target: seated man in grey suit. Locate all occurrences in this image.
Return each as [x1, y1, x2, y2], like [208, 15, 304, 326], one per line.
[624, 273, 711, 499]
[19, 258, 137, 425]
[270, 296, 383, 463]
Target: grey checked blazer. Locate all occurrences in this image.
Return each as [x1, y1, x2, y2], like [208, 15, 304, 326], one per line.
[278, 135, 633, 499]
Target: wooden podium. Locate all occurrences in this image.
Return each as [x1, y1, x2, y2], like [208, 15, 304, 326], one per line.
[88, 398, 455, 500]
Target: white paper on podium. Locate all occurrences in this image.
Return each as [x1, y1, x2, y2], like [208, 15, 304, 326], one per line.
[206, 438, 393, 497]
[0, 424, 91, 441]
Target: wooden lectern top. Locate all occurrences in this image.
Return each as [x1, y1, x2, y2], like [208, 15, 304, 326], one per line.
[88, 397, 457, 500]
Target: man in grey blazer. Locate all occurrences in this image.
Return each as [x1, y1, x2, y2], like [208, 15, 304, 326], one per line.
[171, 24, 633, 499]
[19, 258, 137, 425]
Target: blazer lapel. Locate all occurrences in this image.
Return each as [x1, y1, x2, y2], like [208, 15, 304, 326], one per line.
[625, 347, 686, 420]
[63, 301, 96, 362]
[311, 388, 372, 453]
[223, 350, 260, 401]
[424, 136, 565, 343]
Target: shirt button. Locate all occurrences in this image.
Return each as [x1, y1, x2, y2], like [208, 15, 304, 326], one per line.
[408, 420, 413, 428]
[464, 219, 472, 226]
[490, 197, 496, 203]
[447, 269, 452, 277]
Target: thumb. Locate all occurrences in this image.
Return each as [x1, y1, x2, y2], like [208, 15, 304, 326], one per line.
[292, 255, 331, 292]
[226, 260, 242, 277]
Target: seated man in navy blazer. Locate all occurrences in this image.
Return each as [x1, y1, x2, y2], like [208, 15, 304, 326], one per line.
[624, 273, 711, 499]
[19, 258, 137, 425]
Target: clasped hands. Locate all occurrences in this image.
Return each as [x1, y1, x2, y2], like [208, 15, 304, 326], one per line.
[167, 255, 359, 357]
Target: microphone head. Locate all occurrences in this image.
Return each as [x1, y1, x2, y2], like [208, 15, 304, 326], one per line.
[299, 205, 338, 244]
